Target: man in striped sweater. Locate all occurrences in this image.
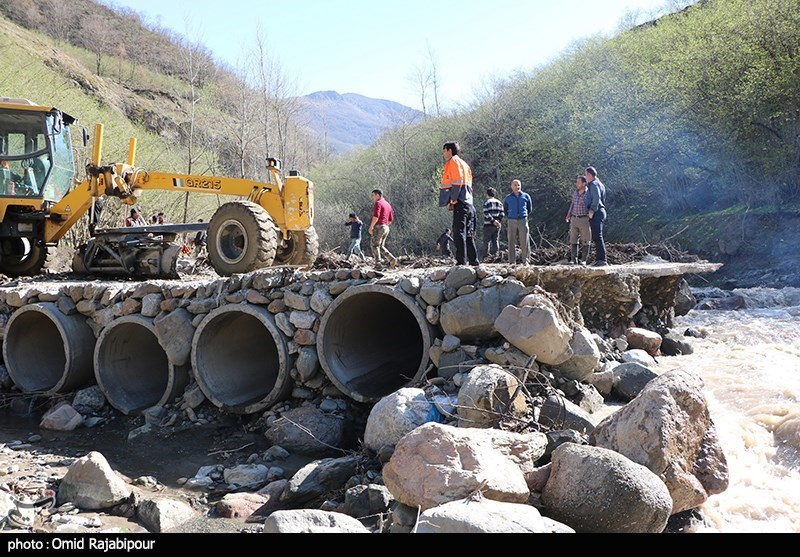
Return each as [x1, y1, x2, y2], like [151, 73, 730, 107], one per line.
[482, 187, 504, 258]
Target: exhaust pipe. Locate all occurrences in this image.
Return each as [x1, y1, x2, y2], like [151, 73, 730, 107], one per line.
[317, 284, 434, 403]
[94, 315, 190, 415]
[3, 303, 96, 394]
[191, 304, 292, 414]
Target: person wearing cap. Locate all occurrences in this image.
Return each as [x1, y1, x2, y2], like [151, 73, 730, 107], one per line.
[344, 212, 367, 261]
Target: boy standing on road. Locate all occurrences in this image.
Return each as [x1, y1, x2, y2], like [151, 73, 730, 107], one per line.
[344, 212, 367, 261]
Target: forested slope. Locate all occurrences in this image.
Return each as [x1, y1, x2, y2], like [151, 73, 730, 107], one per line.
[310, 0, 800, 287]
[0, 0, 323, 247]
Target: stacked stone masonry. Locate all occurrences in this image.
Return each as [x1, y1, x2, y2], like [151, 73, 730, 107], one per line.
[0, 261, 721, 414]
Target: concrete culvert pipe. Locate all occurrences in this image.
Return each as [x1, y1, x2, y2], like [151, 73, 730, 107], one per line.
[94, 315, 190, 415]
[191, 304, 292, 414]
[317, 284, 434, 403]
[3, 302, 96, 394]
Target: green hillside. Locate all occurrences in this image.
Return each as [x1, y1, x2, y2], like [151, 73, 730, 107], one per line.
[0, 0, 323, 248]
[308, 0, 800, 287]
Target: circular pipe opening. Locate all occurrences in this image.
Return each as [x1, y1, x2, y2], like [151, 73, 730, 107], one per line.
[94, 315, 187, 415]
[192, 304, 291, 414]
[3, 303, 95, 393]
[317, 284, 433, 403]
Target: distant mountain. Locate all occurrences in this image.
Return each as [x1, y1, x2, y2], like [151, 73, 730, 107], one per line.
[297, 91, 424, 154]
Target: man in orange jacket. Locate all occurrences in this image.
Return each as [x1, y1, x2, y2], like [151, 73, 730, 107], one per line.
[440, 141, 479, 266]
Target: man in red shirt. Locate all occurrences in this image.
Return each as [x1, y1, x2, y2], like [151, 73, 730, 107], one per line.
[368, 188, 398, 268]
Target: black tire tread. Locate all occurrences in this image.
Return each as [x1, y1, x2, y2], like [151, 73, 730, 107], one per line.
[0, 241, 49, 277]
[207, 201, 278, 276]
[274, 227, 320, 267]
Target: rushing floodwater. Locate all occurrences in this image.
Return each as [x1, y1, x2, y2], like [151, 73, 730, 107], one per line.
[651, 287, 800, 533]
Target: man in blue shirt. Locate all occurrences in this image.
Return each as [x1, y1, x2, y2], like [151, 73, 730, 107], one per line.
[503, 179, 533, 265]
[584, 167, 608, 266]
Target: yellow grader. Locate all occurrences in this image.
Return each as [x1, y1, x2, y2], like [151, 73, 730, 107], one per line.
[0, 97, 317, 278]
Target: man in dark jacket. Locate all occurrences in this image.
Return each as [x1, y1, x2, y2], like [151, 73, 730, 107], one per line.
[440, 141, 479, 266]
[584, 166, 608, 266]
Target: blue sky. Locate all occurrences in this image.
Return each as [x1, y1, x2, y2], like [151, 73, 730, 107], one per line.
[106, 0, 678, 109]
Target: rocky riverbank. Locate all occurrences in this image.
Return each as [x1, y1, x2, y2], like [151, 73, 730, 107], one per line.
[0, 258, 725, 533]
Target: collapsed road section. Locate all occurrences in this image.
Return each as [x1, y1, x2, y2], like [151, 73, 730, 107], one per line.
[0, 260, 722, 415]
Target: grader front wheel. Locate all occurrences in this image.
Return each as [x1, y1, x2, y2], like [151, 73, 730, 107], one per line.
[0, 238, 49, 277]
[206, 201, 278, 276]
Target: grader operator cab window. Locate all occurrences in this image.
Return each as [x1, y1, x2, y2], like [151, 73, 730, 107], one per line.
[0, 109, 75, 202]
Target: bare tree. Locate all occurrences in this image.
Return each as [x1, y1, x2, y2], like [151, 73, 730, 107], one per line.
[81, 14, 115, 75]
[251, 26, 302, 168]
[468, 75, 521, 188]
[177, 15, 214, 221]
[42, 0, 75, 44]
[409, 62, 432, 117]
[217, 55, 258, 179]
[253, 27, 275, 168]
[408, 42, 442, 117]
[426, 42, 441, 117]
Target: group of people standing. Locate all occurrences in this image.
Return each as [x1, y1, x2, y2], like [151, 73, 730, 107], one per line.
[345, 140, 608, 268]
[564, 167, 607, 266]
[124, 208, 167, 227]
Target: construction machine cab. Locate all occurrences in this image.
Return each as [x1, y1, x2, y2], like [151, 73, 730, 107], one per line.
[0, 99, 76, 202]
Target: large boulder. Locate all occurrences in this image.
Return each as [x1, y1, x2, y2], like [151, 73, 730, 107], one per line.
[590, 367, 729, 514]
[263, 509, 370, 533]
[363, 388, 431, 452]
[612, 362, 659, 401]
[538, 395, 596, 435]
[215, 492, 268, 519]
[673, 279, 696, 317]
[153, 308, 195, 366]
[625, 327, 662, 356]
[383, 422, 547, 511]
[264, 405, 345, 457]
[137, 497, 196, 533]
[40, 402, 84, 432]
[281, 456, 362, 506]
[552, 328, 601, 382]
[56, 452, 131, 510]
[415, 497, 574, 533]
[541, 443, 672, 533]
[439, 281, 525, 340]
[457, 365, 528, 429]
[494, 300, 573, 366]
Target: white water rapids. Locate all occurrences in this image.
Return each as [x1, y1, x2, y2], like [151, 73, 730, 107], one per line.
[650, 287, 800, 533]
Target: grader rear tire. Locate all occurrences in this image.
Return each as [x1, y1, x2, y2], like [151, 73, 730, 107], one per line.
[207, 201, 278, 276]
[274, 227, 320, 267]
